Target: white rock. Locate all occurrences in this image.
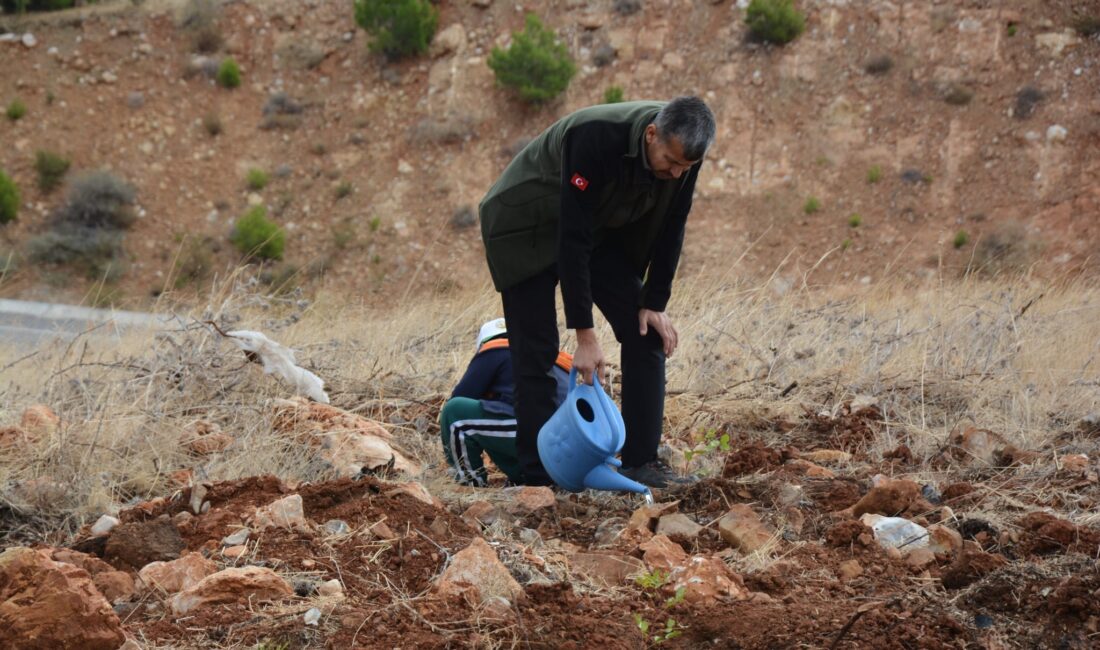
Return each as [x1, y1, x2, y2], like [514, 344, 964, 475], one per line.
[1046, 125, 1067, 143]
[222, 528, 250, 546]
[91, 514, 120, 535]
[22, 33, 37, 48]
[304, 607, 321, 625]
[318, 578, 344, 597]
[397, 160, 414, 174]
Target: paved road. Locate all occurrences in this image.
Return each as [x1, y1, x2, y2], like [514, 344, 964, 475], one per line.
[0, 299, 167, 347]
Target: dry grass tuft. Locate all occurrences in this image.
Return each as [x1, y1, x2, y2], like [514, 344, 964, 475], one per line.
[1, 268, 1097, 544]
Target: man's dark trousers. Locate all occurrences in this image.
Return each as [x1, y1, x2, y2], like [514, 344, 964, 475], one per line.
[501, 240, 665, 485]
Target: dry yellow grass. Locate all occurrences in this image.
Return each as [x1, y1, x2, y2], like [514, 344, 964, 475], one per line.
[1, 269, 1097, 543]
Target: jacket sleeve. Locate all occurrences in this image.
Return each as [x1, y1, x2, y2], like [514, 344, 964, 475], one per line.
[558, 121, 622, 330]
[640, 162, 700, 312]
[451, 352, 500, 400]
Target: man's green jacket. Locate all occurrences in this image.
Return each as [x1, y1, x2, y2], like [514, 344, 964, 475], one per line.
[479, 101, 701, 330]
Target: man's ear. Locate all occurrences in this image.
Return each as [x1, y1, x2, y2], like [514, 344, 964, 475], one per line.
[644, 123, 657, 144]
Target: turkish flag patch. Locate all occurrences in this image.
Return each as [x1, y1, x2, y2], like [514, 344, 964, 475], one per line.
[570, 173, 589, 191]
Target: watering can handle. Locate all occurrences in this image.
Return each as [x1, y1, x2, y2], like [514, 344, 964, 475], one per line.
[568, 366, 603, 390]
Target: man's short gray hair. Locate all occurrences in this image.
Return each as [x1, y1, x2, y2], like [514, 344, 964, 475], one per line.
[654, 96, 716, 161]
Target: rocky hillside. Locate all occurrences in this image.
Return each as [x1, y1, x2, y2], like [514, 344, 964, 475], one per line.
[0, 0, 1097, 306]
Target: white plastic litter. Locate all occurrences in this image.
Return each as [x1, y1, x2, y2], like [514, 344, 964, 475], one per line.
[860, 514, 929, 551]
[225, 330, 330, 403]
[304, 607, 322, 626]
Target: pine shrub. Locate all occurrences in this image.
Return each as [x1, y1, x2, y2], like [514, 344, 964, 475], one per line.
[34, 150, 70, 193]
[231, 206, 285, 260]
[6, 98, 27, 121]
[745, 0, 806, 46]
[216, 58, 241, 88]
[353, 0, 438, 59]
[488, 14, 576, 104]
[0, 171, 19, 224]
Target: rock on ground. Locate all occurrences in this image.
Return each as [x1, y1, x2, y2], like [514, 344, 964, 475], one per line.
[104, 519, 186, 570]
[570, 552, 646, 586]
[0, 547, 125, 650]
[170, 566, 294, 614]
[138, 552, 217, 594]
[251, 494, 308, 530]
[435, 537, 524, 605]
[718, 504, 776, 554]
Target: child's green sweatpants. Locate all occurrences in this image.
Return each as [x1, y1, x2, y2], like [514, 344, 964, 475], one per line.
[439, 397, 521, 486]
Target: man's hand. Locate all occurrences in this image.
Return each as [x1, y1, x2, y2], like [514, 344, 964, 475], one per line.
[639, 309, 678, 356]
[573, 328, 606, 385]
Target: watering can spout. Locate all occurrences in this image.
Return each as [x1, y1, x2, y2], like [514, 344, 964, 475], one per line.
[583, 463, 650, 495]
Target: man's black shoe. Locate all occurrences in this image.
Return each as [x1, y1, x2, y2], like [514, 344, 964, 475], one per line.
[619, 459, 695, 489]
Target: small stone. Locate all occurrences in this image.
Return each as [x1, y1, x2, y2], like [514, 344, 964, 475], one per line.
[570, 552, 645, 585]
[104, 520, 185, 570]
[639, 534, 689, 572]
[126, 92, 144, 109]
[169, 567, 293, 614]
[251, 494, 307, 531]
[397, 160, 414, 174]
[247, 192, 263, 205]
[138, 553, 217, 595]
[655, 513, 703, 539]
[718, 505, 776, 554]
[91, 515, 121, 536]
[323, 520, 350, 535]
[318, 579, 344, 597]
[837, 559, 863, 580]
[906, 548, 936, 568]
[22, 33, 37, 48]
[461, 501, 501, 527]
[435, 538, 524, 604]
[304, 607, 321, 625]
[101, 71, 117, 84]
[506, 486, 556, 514]
[93, 570, 136, 604]
[1046, 125, 1067, 142]
[221, 529, 250, 546]
[222, 545, 248, 559]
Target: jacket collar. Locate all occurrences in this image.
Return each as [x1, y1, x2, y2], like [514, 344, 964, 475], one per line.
[625, 108, 660, 159]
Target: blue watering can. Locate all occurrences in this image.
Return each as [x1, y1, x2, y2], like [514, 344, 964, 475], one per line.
[537, 368, 651, 496]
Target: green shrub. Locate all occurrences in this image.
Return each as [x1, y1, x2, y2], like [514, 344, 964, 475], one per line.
[848, 213, 862, 228]
[953, 230, 969, 249]
[0, 171, 19, 224]
[745, 0, 806, 45]
[841, 238, 852, 250]
[246, 168, 269, 191]
[1006, 24, 1017, 37]
[335, 181, 353, 200]
[6, 98, 27, 121]
[803, 196, 820, 214]
[866, 165, 883, 184]
[231, 206, 285, 260]
[216, 58, 241, 88]
[353, 0, 438, 59]
[34, 150, 70, 193]
[488, 14, 577, 104]
[603, 85, 625, 104]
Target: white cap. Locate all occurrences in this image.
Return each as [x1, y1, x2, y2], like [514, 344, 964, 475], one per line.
[477, 318, 507, 350]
